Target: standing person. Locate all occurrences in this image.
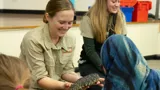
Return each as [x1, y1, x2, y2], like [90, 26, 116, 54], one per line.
[101, 35, 160, 90]
[78, 0, 127, 89]
[0, 54, 30, 90]
[19, 0, 82, 90]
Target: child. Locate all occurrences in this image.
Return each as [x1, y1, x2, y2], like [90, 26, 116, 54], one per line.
[0, 54, 30, 90]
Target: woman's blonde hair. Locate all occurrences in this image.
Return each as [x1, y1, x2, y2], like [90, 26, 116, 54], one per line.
[87, 0, 125, 43]
[43, 0, 75, 23]
[0, 54, 30, 90]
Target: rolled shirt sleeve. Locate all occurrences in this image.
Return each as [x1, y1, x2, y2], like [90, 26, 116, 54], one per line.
[80, 16, 94, 38]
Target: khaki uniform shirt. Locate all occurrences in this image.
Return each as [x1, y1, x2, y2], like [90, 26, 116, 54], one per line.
[20, 24, 75, 90]
[80, 15, 127, 38]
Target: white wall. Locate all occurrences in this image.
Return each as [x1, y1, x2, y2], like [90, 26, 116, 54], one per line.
[0, 23, 160, 67]
[75, 0, 95, 11]
[1, 0, 159, 17]
[127, 23, 160, 55]
[0, 0, 3, 9]
[0, 0, 159, 17]
[3, 0, 48, 10]
[0, 29, 28, 56]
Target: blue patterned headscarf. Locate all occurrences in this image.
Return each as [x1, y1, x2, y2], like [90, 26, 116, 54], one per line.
[100, 35, 160, 90]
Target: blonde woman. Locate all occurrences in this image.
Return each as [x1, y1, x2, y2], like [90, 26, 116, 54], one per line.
[78, 0, 127, 90]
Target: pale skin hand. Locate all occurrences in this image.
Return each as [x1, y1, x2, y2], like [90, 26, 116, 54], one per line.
[80, 78, 105, 90]
[63, 82, 73, 90]
[96, 78, 105, 87]
[61, 72, 81, 89]
[63, 78, 105, 90]
[68, 77, 105, 90]
[62, 73, 105, 90]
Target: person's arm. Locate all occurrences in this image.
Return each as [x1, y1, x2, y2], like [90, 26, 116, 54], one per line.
[83, 37, 103, 72]
[62, 72, 81, 83]
[20, 37, 69, 90]
[80, 16, 103, 73]
[38, 77, 71, 90]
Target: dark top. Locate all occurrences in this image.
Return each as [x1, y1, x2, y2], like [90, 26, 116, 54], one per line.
[79, 14, 117, 73]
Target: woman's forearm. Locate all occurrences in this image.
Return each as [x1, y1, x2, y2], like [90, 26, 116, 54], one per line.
[61, 72, 81, 83]
[38, 77, 66, 90]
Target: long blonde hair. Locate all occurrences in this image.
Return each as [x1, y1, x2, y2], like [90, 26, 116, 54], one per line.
[87, 0, 125, 43]
[0, 54, 30, 90]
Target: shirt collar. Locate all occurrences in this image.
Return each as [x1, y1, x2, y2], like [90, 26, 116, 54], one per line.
[43, 24, 69, 51]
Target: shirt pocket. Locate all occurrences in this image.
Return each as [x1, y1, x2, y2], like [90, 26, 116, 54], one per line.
[60, 51, 72, 65]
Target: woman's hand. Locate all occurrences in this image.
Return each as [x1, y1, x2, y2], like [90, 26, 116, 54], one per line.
[80, 78, 105, 90]
[68, 74, 105, 90]
[96, 78, 105, 87]
[63, 82, 73, 90]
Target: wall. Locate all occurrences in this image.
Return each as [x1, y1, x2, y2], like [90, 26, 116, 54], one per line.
[1, 0, 159, 17]
[3, 0, 48, 10]
[0, 23, 160, 67]
[126, 23, 160, 55]
[0, 0, 3, 9]
[0, 29, 28, 56]
[75, 0, 95, 11]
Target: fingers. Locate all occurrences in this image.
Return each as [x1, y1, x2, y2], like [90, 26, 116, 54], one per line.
[82, 86, 90, 90]
[96, 78, 105, 87]
[98, 83, 104, 87]
[64, 82, 72, 88]
[95, 81, 104, 87]
[96, 78, 105, 84]
[99, 78, 105, 82]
